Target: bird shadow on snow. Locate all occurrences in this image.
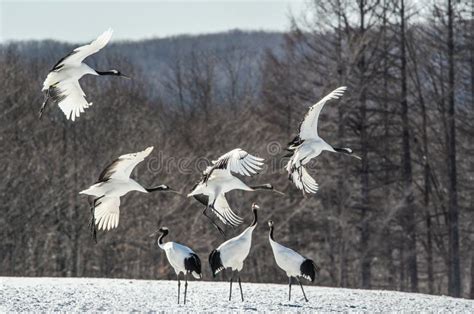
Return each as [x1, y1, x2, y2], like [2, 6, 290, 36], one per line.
[227, 305, 258, 311]
[243, 306, 258, 311]
[278, 302, 303, 308]
[278, 301, 325, 310]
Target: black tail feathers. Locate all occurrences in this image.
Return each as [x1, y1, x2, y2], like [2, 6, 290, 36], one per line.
[208, 249, 224, 277]
[300, 259, 321, 282]
[184, 253, 202, 278]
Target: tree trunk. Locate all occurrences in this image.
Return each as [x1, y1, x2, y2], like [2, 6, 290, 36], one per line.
[358, 0, 371, 289]
[470, 250, 474, 299]
[400, 242, 406, 291]
[446, 0, 461, 297]
[422, 88, 434, 295]
[399, 0, 418, 292]
[336, 0, 348, 288]
[426, 214, 434, 294]
[470, 1, 474, 300]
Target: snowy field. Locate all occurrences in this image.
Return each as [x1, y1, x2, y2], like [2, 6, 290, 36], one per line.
[1, 277, 473, 312]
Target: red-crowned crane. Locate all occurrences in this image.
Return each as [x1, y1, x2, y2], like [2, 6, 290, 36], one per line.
[152, 226, 202, 304]
[40, 28, 130, 121]
[268, 220, 321, 302]
[189, 149, 283, 235]
[208, 203, 259, 301]
[79, 147, 178, 242]
[285, 86, 360, 194]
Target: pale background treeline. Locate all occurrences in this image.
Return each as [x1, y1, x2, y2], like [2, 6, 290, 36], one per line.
[1, 0, 473, 299]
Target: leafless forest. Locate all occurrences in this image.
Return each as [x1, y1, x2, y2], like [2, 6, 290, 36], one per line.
[1, 0, 473, 299]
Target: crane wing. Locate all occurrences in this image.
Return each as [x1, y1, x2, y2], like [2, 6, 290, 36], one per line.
[203, 148, 264, 182]
[94, 197, 120, 231]
[51, 28, 113, 71]
[212, 194, 244, 226]
[288, 165, 319, 194]
[53, 80, 92, 121]
[298, 86, 347, 140]
[98, 146, 154, 182]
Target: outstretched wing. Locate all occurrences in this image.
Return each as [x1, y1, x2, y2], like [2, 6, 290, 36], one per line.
[94, 197, 120, 231]
[51, 28, 113, 71]
[298, 86, 347, 140]
[98, 146, 154, 182]
[191, 192, 244, 227]
[53, 81, 92, 121]
[212, 194, 244, 226]
[288, 165, 319, 194]
[203, 148, 263, 182]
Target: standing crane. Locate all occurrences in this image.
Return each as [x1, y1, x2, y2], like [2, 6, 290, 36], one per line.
[209, 203, 259, 302]
[268, 220, 320, 302]
[151, 226, 202, 304]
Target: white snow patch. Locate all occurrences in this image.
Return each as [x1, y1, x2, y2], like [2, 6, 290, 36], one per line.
[1, 277, 473, 312]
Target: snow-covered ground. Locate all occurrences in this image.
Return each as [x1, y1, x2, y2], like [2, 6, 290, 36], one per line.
[1, 277, 473, 312]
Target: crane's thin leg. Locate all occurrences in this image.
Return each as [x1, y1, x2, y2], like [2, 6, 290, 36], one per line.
[229, 274, 233, 301]
[89, 198, 98, 243]
[202, 207, 226, 238]
[38, 89, 50, 119]
[89, 202, 97, 243]
[289, 277, 292, 301]
[297, 277, 308, 302]
[238, 273, 244, 302]
[177, 275, 181, 304]
[298, 166, 305, 189]
[184, 272, 188, 304]
[89, 195, 104, 244]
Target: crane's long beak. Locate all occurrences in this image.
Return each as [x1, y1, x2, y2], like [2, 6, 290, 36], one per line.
[148, 231, 159, 238]
[167, 189, 185, 197]
[120, 73, 131, 80]
[148, 230, 160, 246]
[272, 189, 286, 196]
[352, 154, 362, 160]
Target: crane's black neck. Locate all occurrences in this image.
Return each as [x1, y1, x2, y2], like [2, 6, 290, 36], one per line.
[333, 146, 352, 155]
[269, 225, 275, 240]
[145, 185, 169, 193]
[96, 70, 120, 76]
[250, 184, 272, 191]
[251, 208, 258, 227]
[158, 230, 168, 245]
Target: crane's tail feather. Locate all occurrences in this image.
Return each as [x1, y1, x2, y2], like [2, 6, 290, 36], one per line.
[300, 259, 320, 282]
[209, 249, 225, 277]
[79, 183, 102, 196]
[184, 253, 202, 279]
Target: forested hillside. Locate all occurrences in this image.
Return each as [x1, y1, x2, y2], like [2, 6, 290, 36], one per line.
[1, 1, 473, 299]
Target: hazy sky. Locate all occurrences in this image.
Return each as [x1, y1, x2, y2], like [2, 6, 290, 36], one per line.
[0, 0, 306, 43]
